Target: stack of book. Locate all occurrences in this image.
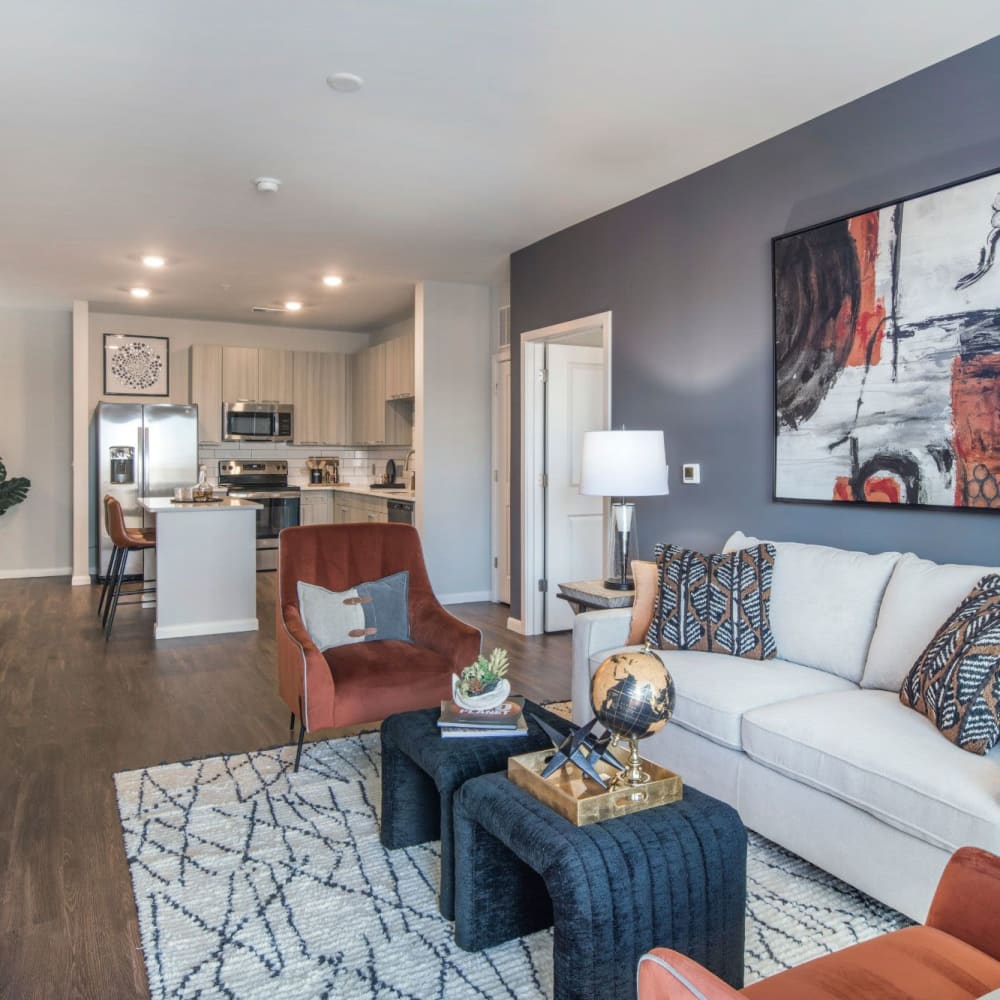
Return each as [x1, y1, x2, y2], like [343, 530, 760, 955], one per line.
[437, 695, 528, 739]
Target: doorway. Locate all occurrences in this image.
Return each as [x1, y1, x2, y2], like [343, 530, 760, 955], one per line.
[519, 312, 611, 636]
[491, 347, 512, 604]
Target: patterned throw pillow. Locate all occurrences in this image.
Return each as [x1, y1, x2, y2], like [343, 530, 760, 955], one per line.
[899, 574, 1000, 755]
[297, 571, 410, 652]
[646, 543, 777, 659]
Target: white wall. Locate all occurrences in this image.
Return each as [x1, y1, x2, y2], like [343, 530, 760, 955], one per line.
[416, 281, 492, 602]
[0, 307, 73, 577]
[367, 313, 414, 347]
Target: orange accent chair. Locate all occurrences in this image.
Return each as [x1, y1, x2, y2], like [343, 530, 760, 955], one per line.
[638, 846, 1000, 1000]
[277, 523, 481, 769]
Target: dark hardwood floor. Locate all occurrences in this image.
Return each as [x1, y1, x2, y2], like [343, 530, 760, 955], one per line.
[0, 573, 571, 999]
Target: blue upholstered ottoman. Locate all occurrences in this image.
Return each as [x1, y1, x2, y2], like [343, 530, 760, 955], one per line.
[379, 701, 571, 919]
[453, 773, 746, 1000]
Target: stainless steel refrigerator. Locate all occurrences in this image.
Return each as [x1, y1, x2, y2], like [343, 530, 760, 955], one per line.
[96, 402, 199, 581]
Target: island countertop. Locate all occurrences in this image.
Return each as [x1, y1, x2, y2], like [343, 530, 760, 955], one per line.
[139, 497, 262, 513]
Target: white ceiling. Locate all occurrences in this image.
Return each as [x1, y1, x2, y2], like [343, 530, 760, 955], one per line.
[1, 2, 997, 331]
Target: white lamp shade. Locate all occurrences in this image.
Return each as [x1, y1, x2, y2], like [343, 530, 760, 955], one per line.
[579, 430, 669, 497]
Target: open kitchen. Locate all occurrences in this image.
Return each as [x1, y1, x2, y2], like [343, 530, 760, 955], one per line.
[94, 323, 417, 640]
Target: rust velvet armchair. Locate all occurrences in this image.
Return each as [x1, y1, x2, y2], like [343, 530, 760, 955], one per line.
[637, 846, 1000, 1000]
[277, 523, 481, 770]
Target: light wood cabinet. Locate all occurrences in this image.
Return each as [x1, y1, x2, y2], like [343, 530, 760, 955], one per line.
[293, 351, 350, 444]
[258, 349, 294, 403]
[221, 347, 259, 401]
[190, 344, 224, 444]
[299, 491, 333, 525]
[330, 490, 387, 523]
[385, 331, 415, 399]
[350, 346, 386, 445]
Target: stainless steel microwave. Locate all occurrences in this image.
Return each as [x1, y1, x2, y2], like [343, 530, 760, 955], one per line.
[222, 401, 294, 442]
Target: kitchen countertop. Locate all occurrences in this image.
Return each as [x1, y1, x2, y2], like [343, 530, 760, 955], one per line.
[300, 483, 415, 503]
[139, 497, 263, 513]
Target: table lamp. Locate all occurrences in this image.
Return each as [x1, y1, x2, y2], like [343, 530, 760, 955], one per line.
[580, 429, 669, 590]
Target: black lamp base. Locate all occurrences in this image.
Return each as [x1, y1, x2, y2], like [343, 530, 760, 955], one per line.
[603, 577, 635, 591]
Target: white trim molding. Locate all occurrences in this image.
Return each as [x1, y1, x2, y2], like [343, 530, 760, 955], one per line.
[438, 590, 491, 605]
[505, 616, 524, 634]
[154, 617, 259, 640]
[0, 566, 73, 580]
[519, 311, 612, 636]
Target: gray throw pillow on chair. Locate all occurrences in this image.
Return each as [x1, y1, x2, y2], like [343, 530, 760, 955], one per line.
[297, 571, 410, 651]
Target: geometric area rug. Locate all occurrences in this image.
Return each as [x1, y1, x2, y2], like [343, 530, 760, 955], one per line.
[115, 733, 910, 999]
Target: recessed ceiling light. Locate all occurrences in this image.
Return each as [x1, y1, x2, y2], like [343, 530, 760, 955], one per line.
[322, 275, 343, 288]
[141, 255, 166, 268]
[284, 301, 303, 312]
[326, 72, 363, 93]
[254, 177, 282, 193]
[130, 287, 151, 299]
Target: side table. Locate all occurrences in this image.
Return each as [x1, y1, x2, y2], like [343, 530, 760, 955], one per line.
[557, 579, 635, 615]
[379, 700, 571, 920]
[453, 773, 746, 1000]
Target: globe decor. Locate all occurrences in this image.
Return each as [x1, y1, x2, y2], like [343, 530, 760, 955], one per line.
[507, 648, 682, 826]
[591, 649, 676, 786]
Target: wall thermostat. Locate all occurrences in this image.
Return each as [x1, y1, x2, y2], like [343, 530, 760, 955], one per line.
[682, 463, 701, 485]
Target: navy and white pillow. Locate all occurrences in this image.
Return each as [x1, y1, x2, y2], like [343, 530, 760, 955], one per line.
[297, 571, 410, 652]
[900, 574, 1000, 755]
[646, 543, 777, 660]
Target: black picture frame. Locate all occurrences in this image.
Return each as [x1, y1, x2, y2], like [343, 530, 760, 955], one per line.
[103, 333, 170, 397]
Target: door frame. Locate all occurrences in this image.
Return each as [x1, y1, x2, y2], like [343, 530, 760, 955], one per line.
[519, 311, 612, 636]
[490, 345, 511, 603]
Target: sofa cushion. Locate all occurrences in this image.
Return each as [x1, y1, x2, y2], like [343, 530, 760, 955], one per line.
[864, 553, 1000, 692]
[741, 689, 1000, 854]
[589, 647, 855, 750]
[626, 559, 658, 645]
[647, 542, 777, 659]
[900, 575, 1000, 755]
[724, 531, 899, 682]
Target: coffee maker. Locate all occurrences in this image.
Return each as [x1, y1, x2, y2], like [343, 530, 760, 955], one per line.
[307, 457, 340, 484]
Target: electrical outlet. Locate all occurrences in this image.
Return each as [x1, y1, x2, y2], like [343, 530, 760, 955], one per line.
[682, 463, 701, 485]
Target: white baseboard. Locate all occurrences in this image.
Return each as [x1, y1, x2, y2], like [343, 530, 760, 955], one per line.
[0, 566, 72, 580]
[155, 618, 259, 640]
[506, 616, 524, 634]
[439, 590, 491, 605]
[72, 574, 93, 586]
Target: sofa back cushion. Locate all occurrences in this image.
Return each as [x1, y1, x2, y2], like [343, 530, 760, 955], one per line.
[863, 553, 1000, 691]
[724, 531, 899, 682]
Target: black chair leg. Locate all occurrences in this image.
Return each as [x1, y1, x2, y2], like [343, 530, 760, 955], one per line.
[293, 720, 306, 773]
[98, 546, 118, 618]
[105, 546, 130, 640]
[102, 546, 124, 628]
[289, 712, 296, 735]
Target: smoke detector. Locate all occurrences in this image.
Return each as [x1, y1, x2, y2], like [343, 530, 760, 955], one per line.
[253, 177, 282, 194]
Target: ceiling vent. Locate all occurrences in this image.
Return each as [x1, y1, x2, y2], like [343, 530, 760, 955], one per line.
[251, 305, 286, 314]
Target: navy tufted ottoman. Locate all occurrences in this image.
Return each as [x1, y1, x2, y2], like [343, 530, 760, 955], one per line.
[453, 772, 746, 1000]
[379, 701, 571, 919]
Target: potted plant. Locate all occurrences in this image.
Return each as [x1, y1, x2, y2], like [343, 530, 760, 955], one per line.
[453, 647, 511, 710]
[0, 458, 29, 516]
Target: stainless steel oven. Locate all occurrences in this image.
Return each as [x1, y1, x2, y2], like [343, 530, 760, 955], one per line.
[222, 401, 293, 442]
[218, 460, 300, 571]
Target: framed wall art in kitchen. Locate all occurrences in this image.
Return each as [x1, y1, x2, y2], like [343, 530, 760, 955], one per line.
[773, 165, 1000, 512]
[103, 334, 170, 397]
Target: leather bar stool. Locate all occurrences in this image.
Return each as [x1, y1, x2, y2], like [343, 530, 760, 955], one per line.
[102, 495, 156, 640]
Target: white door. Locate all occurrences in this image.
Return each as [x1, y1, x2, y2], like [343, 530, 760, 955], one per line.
[544, 344, 605, 631]
[498, 358, 512, 604]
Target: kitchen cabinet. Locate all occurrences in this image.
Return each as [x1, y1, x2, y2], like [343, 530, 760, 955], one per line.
[331, 490, 387, 523]
[350, 344, 387, 445]
[385, 331, 415, 399]
[299, 491, 333, 525]
[222, 347, 259, 401]
[292, 351, 350, 444]
[190, 344, 224, 444]
[258, 349, 294, 403]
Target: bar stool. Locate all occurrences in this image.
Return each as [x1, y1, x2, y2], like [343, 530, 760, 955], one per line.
[101, 495, 156, 640]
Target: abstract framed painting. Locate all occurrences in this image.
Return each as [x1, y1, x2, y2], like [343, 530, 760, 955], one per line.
[103, 334, 170, 397]
[773, 166, 1000, 512]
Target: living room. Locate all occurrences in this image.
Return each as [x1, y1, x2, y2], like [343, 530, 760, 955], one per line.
[3, 5, 1000, 999]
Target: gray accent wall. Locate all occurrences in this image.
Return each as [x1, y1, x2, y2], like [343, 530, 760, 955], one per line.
[509, 37, 1000, 619]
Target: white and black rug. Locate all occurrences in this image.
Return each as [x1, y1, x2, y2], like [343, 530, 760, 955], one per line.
[115, 734, 909, 999]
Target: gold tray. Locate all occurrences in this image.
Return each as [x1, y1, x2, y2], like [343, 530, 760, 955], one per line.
[508, 749, 682, 826]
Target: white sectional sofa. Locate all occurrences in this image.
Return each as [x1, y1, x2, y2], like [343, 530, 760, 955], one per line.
[571, 531, 1000, 921]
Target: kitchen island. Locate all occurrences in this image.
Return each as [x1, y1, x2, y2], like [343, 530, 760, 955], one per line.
[139, 497, 262, 639]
